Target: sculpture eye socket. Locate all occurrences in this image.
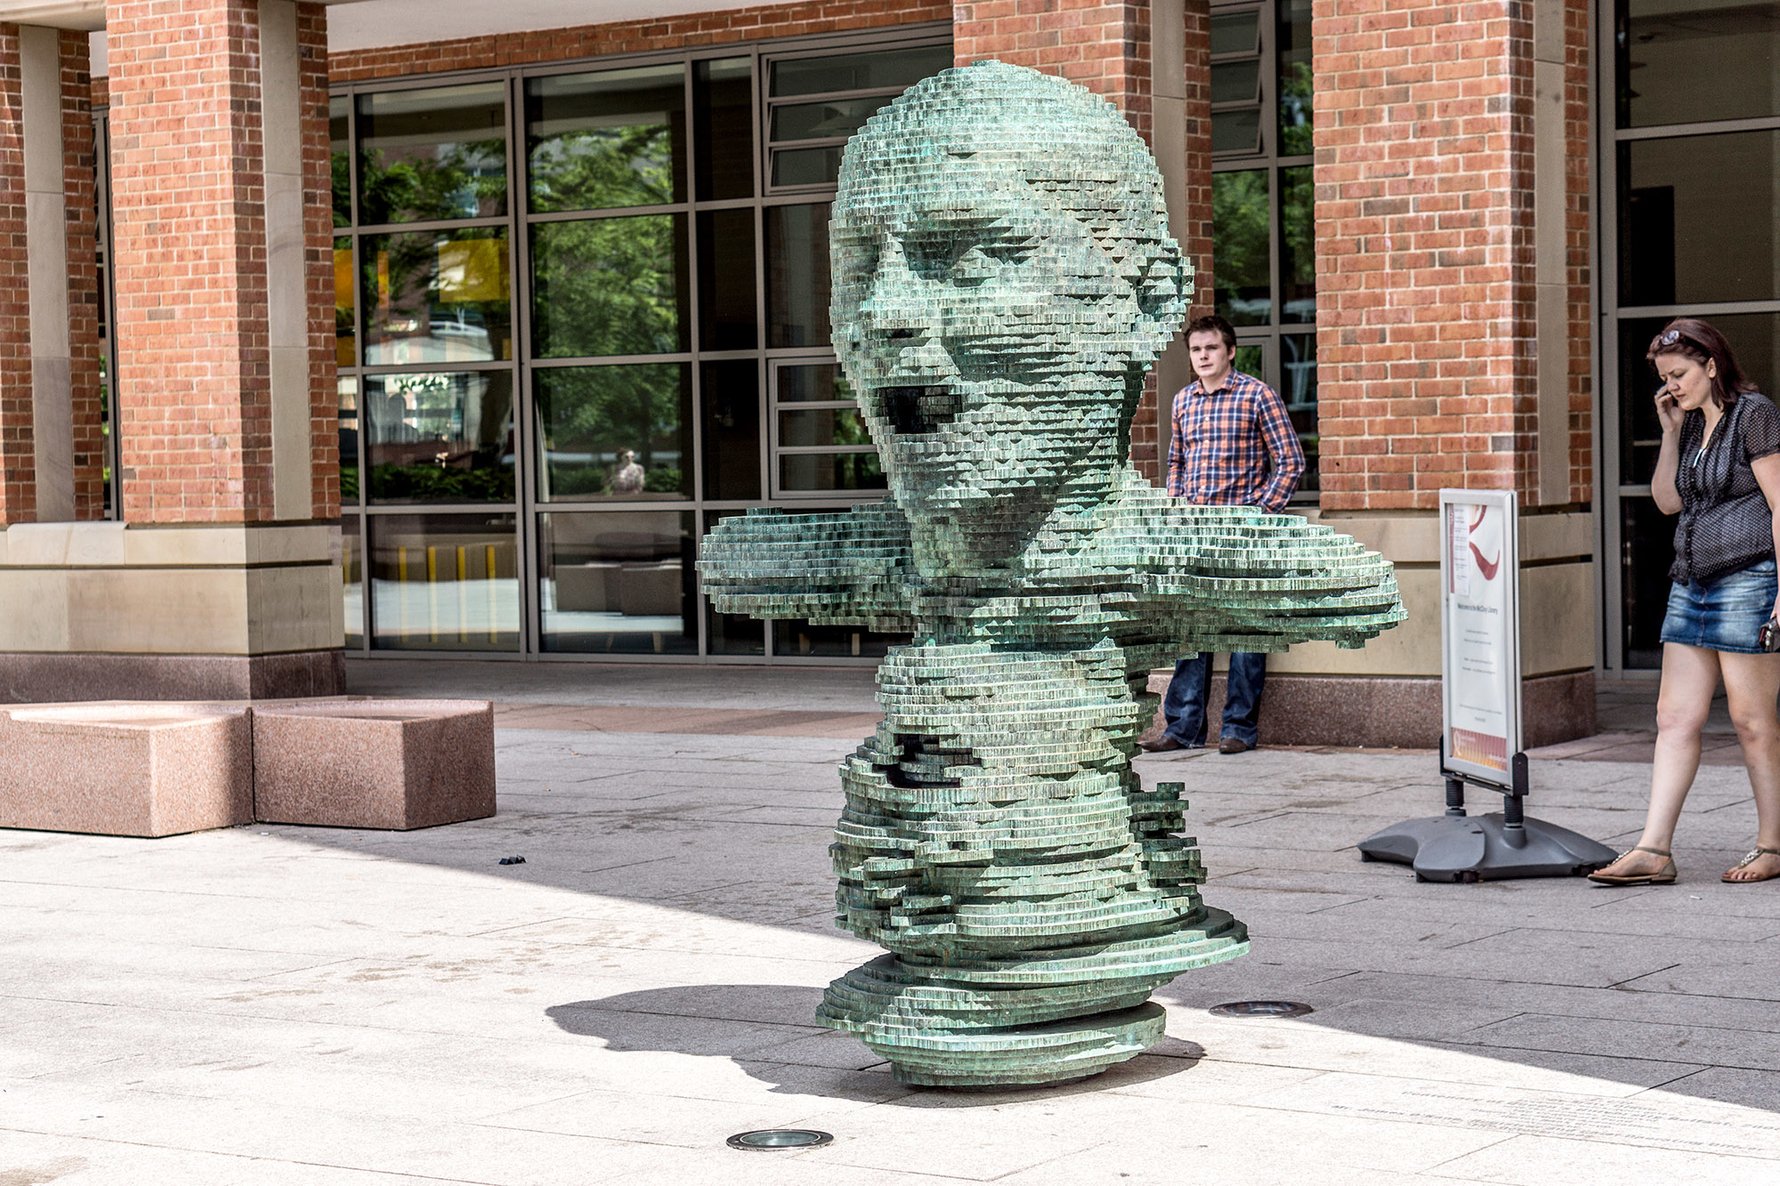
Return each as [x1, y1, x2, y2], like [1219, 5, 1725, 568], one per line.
[901, 225, 1035, 285]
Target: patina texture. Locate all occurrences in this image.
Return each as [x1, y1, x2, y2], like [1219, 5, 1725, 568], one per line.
[700, 61, 1403, 1087]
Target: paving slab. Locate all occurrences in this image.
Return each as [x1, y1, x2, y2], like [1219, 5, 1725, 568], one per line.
[4, 667, 1780, 1185]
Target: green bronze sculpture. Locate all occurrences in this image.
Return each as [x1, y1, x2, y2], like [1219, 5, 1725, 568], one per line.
[700, 61, 1403, 1087]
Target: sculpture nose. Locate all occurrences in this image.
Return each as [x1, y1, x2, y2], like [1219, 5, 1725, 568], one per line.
[859, 239, 942, 344]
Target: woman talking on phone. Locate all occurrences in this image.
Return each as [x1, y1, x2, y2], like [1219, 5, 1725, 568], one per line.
[1591, 319, 1780, 886]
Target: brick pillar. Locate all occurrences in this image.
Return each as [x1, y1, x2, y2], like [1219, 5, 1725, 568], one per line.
[1181, 0, 1212, 321]
[61, 30, 104, 522]
[1291, 0, 1596, 746]
[297, 1, 339, 521]
[0, 24, 102, 528]
[954, 0, 1196, 483]
[1313, 0, 1591, 511]
[109, 0, 275, 523]
[0, 27, 30, 526]
[0, 1, 342, 703]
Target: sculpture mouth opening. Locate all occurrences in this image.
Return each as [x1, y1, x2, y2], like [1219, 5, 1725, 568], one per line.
[880, 385, 964, 435]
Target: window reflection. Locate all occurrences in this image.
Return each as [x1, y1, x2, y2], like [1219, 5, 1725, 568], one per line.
[1280, 333, 1318, 493]
[334, 238, 355, 366]
[1619, 0, 1780, 129]
[536, 364, 692, 501]
[338, 376, 361, 506]
[526, 65, 686, 212]
[767, 203, 831, 347]
[1280, 165, 1315, 322]
[1622, 497, 1672, 670]
[539, 511, 696, 654]
[1278, 0, 1313, 156]
[769, 45, 953, 97]
[365, 372, 516, 504]
[361, 227, 512, 364]
[342, 515, 363, 649]
[694, 58, 754, 201]
[357, 83, 507, 225]
[1213, 169, 1271, 325]
[701, 360, 762, 501]
[698, 209, 758, 350]
[1620, 131, 1780, 306]
[532, 215, 689, 357]
[778, 451, 884, 493]
[704, 513, 765, 655]
[369, 514, 520, 651]
[330, 96, 351, 228]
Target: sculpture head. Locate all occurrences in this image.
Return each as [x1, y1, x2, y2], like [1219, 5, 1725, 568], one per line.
[830, 60, 1187, 527]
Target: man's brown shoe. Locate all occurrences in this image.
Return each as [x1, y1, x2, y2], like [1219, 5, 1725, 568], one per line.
[1139, 735, 1186, 753]
[1217, 737, 1251, 755]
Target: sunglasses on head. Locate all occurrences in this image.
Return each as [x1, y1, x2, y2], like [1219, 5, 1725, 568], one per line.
[1652, 326, 1699, 353]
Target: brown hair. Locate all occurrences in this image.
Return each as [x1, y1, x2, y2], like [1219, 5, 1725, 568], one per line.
[1647, 317, 1759, 408]
[1185, 313, 1237, 352]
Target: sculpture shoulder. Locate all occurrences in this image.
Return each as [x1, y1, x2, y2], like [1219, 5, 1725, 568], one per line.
[1104, 484, 1406, 656]
[698, 501, 914, 623]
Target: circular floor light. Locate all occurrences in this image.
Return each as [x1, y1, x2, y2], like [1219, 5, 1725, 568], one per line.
[1209, 1000, 1315, 1018]
[727, 1129, 834, 1151]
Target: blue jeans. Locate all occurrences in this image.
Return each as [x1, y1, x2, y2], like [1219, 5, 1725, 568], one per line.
[1160, 651, 1267, 748]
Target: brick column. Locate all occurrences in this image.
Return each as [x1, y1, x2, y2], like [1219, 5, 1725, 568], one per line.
[1289, 0, 1596, 746]
[109, 0, 275, 523]
[1313, 0, 1591, 510]
[954, 0, 1196, 482]
[0, 0, 342, 702]
[61, 29, 104, 521]
[0, 27, 30, 526]
[0, 24, 103, 528]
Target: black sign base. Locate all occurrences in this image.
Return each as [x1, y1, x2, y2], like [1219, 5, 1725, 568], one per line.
[1358, 811, 1617, 882]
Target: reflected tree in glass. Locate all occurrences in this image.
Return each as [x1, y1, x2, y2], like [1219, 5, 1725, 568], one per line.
[1280, 165, 1315, 322]
[532, 216, 687, 358]
[526, 66, 685, 212]
[361, 228, 512, 365]
[357, 85, 508, 225]
[536, 365, 692, 499]
[365, 372, 516, 504]
[1212, 169, 1271, 325]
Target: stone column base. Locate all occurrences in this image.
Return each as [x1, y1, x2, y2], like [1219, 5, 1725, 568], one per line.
[1145, 670, 1597, 750]
[0, 650, 344, 704]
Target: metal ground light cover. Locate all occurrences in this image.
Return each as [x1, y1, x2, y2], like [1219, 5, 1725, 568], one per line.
[700, 61, 1404, 1088]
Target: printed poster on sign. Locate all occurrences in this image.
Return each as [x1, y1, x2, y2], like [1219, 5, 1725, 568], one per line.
[1440, 489, 1521, 786]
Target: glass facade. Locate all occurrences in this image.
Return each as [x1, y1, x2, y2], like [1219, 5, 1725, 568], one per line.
[1210, 0, 1319, 494]
[1606, 0, 1780, 668]
[333, 31, 943, 659]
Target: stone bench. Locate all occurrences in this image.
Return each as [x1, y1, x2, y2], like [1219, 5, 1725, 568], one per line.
[0, 696, 495, 837]
[250, 698, 496, 831]
[0, 702, 253, 838]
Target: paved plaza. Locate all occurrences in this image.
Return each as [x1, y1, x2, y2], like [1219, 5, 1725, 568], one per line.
[4, 663, 1780, 1184]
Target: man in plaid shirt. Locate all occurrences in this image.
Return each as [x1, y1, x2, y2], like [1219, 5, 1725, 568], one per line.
[1142, 314, 1306, 754]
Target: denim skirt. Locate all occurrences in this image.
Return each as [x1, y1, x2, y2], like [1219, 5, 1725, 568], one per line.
[1660, 559, 1779, 654]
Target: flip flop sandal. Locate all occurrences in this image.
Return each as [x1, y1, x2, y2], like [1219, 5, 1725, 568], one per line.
[1721, 846, 1780, 884]
[1587, 845, 1677, 886]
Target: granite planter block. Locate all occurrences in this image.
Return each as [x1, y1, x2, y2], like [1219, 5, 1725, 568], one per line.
[250, 699, 496, 830]
[0, 702, 253, 837]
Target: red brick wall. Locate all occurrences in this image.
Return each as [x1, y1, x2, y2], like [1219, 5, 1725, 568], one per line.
[1312, 0, 1588, 511]
[330, 0, 951, 81]
[110, 0, 274, 524]
[1562, 0, 1591, 504]
[61, 30, 104, 522]
[954, 1, 1152, 139]
[1182, 0, 1212, 317]
[955, 1, 1168, 479]
[0, 28, 31, 525]
[299, 2, 338, 520]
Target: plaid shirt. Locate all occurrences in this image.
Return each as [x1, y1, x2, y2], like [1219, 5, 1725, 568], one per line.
[1167, 369, 1305, 513]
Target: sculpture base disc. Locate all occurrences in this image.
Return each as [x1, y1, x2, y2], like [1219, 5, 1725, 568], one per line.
[877, 1002, 1167, 1088]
